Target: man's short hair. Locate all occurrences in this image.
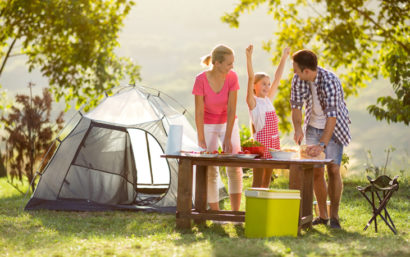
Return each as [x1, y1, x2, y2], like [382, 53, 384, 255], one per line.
[292, 50, 318, 71]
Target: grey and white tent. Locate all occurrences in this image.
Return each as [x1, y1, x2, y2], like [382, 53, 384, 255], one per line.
[25, 85, 205, 212]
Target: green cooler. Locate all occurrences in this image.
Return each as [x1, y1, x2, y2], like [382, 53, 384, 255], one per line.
[245, 188, 301, 238]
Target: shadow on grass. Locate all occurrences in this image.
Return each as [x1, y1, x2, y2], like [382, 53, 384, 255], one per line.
[0, 205, 178, 252]
[0, 194, 29, 214]
[171, 221, 409, 257]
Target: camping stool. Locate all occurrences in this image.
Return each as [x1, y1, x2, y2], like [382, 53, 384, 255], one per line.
[357, 175, 399, 234]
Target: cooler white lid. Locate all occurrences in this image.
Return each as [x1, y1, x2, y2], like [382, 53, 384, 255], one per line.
[245, 188, 301, 199]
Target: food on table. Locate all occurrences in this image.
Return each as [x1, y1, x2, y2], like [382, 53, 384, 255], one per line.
[199, 150, 219, 154]
[282, 149, 297, 152]
[241, 139, 265, 157]
[268, 148, 297, 159]
[237, 150, 251, 154]
[299, 145, 325, 160]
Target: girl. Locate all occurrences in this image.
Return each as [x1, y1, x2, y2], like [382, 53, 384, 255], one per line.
[192, 44, 243, 211]
[246, 44, 290, 188]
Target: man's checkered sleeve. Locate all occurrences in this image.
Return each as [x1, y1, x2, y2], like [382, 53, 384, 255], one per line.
[324, 79, 340, 118]
[290, 76, 304, 110]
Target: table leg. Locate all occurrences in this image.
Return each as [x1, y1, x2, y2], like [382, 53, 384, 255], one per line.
[289, 164, 302, 190]
[300, 166, 314, 230]
[176, 159, 193, 230]
[289, 164, 314, 231]
[194, 165, 207, 225]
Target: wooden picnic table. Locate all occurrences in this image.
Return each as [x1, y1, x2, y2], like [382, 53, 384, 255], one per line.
[161, 154, 332, 233]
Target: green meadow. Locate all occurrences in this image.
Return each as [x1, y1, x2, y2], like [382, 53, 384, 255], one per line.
[1, 174, 408, 257]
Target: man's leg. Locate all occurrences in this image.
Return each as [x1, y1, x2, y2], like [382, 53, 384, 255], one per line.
[313, 166, 328, 219]
[327, 163, 343, 220]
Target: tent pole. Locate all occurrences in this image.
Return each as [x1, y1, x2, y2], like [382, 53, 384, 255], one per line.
[145, 132, 154, 185]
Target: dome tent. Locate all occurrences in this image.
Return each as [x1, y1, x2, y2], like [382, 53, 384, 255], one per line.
[24, 85, 209, 212]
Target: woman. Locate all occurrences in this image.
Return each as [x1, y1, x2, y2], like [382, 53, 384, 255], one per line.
[192, 44, 242, 211]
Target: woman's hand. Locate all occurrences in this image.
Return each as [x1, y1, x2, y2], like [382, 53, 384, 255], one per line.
[223, 137, 233, 153]
[198, 138, 207, 150]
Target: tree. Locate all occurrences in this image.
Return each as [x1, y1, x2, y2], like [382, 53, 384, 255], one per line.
[2, 87, 64, 191]
[0, 0, 140, 108]
[222, 0, 409, 131]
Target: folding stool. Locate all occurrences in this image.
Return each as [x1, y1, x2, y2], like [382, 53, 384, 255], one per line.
[357, 175, 399, 234]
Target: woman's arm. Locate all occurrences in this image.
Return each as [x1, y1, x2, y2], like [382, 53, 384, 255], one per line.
[223, 90, 237, 153]
[246, 45, 256, 110]
[195, 95, 207, 149]
[268, 47, 290, 100]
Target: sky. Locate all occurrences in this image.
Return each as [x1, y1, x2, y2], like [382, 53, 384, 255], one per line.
[0, 0, 408, 175]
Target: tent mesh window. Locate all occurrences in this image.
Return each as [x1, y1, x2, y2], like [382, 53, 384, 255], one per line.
[61, 124, 137, 205]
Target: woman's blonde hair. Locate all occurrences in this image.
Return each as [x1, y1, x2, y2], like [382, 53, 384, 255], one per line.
[201, 44, 234, 67]
[254, 72, 270, 84]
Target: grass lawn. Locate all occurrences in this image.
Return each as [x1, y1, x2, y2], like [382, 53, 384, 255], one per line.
[0, 173, 409, 257]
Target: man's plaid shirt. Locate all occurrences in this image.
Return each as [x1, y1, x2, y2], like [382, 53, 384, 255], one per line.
[290, 67, 351, 146]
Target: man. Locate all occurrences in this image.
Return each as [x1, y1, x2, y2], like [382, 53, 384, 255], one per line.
[290, 49, 351, 229]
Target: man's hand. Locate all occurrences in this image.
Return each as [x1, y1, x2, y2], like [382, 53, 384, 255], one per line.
[294, 129, 304, 145]
[307, 145, 324, 157]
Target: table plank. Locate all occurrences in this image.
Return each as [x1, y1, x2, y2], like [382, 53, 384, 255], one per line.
[178, 211, 245, 222]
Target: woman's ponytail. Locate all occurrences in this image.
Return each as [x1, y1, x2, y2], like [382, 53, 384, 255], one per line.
[201, 55, 212, 67]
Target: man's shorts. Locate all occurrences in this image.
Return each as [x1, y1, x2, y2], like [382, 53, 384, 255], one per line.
[305, 125, 344, 167]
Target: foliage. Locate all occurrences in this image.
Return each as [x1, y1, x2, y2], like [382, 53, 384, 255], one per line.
[0, 87, 12, 111]
[0, 154, 6, 177]
[241, 138, 263, 147]
[1, 87, 64, 191]
[341, 152, 350, 170]
[239, 124, 251, 145]
[0, 0, 141, 109]
[222, 0, 409, 131]
[364, 146, 396, 177]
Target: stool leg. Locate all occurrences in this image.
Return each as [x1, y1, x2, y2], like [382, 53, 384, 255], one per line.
[374, 191, 398, 234]
[372, 192, 377, 232]
[359, 190, 377, 232]
[382, 192, 397, 231]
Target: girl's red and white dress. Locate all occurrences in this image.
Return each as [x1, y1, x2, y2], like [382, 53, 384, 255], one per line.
[249, 96, 280, 158]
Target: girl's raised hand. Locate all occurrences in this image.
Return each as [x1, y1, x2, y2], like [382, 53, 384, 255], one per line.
[246, 44, 253, 58]
[283, 47, 291, 57]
